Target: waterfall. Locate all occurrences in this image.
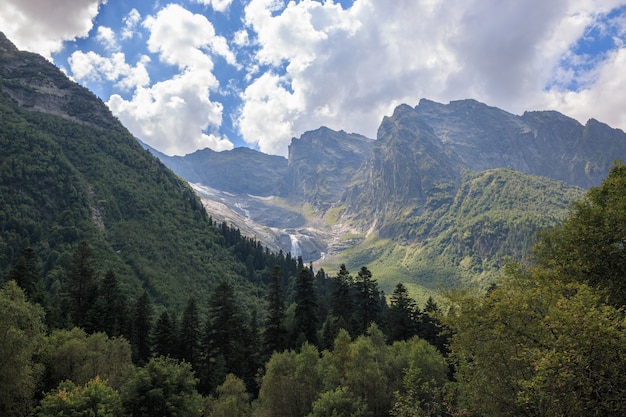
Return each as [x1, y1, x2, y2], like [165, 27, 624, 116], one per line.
[289, 234, 302, 258]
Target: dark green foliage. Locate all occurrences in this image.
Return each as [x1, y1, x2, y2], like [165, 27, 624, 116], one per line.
[419, 297, 449, 355]
[263, 267, 288, 357]
[385, 283, 421, 342]
[200, 282, 250, 393]
[352, 266, 382, 334]
[152, 311, 178, 359]
[179, 297, 200, 369]
[533, 161, 626, 306]
[131, 292, 153, 365]
[294, 267, 319, 346]
[8, 247, 41, 302]
[120, 356, 201, 417]
[64, 241, 99, 332]
[91, 269, 128, 338]
[329, 264, 354, 331]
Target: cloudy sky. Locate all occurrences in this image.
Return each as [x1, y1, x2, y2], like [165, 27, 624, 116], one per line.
[2, 0, 626, 156]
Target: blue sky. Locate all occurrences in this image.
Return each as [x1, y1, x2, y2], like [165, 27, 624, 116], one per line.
[2, 0, 626, 156]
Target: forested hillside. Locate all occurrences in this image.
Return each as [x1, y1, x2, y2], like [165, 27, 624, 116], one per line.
[0, 32, 296, 316]
[4, 163, 626, 416]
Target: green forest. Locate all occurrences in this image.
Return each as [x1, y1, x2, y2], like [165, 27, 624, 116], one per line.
[3, 163, 626, 416]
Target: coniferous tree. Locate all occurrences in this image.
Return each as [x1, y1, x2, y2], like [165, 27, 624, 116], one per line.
[201, 282, 248, 393]
[179, 296, 200, 369]
[131, 291, 153, 365]
[8, 247, 40, 302]
[330, 264, 354, 331]
[420, 296, 448, 354]
[353, 266, 381, 335]
[385, 283, 420, 342]
[92, 269, 127, 337]
[294, 267, 319, 347]
[152, 310, 177, 358]
[263, 266, 287, 357]
[315, 268, 331, 323]
[65, 241, 99, 331]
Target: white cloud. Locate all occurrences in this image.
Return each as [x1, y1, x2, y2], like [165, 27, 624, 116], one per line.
[108, 71, 234, 155]
[143, 4, 237, 67]
[544, 47, 626, 131]
[233, 29, 250, 47]
[106, 4, 237, 155]
[96, 26, 119, 51]
[238, 71, 305, 155]
[68, 51, 150, 91]
[237, 0, 626, 155]
[121, 8, 141, 40]
[0, 0, 105, 59]
[192, 0, 234, 13]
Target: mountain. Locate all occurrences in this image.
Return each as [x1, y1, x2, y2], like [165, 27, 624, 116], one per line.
[143, 127, 374, 261]
[0, 32, 283, 311]
[153, 98, 626, 296]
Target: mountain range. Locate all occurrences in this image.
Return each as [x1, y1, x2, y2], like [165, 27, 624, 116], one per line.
[2, 28, 626, 303]
[0, 31, 288, 311]
[148, 97, 626, 297]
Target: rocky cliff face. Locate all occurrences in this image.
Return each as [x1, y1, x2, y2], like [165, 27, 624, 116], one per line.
[288, 127, 374, 209]
[411, 98, 626, 188]
[154, 98, 626, 264]
[0, 32, 114, 129]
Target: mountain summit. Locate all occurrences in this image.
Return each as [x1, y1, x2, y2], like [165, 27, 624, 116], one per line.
[155, 98, 626, 293]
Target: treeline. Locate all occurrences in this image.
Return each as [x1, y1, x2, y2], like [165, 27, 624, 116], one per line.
[4, 161, 626, 416]
[2, 237, 449, 417]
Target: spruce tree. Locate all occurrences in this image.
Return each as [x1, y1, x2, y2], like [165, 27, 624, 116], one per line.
[179, 296, 200, 369]
[263, 266, 287, 357]
[330, 264, 354, 331]
[201, 282, 248, 393]
[294, 267, 319, 347]
[152, 310, 177, 358]
[65, 241, 99, 332]
[385, 283, 420, 342]
[8, 247, 40, 301]
[420, 297, 448, 354]
[353, 266, 381, 335]
[131, 291, 153, 365]
[92, 269, 127, 337]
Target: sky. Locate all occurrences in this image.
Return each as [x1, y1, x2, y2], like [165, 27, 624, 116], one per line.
[2, 1, 626, 157]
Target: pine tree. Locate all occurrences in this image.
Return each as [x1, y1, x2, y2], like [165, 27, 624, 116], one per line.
[152, 310, 177, 358]
[131, 291, 153, 365]
[295, 267, 319, 346]
[420, 297, 448, 354]
[65, 241, 99, 332]
[201, 282, 248, 393]
[263, 266, 287, 357]
[92, 269, 127, 337]
[385, 283, 420, 342]
[8, 247, 40, 302]
[353, 266, 381, 335]
[330, 264, 354, 331]
[179, 296, 200, 369]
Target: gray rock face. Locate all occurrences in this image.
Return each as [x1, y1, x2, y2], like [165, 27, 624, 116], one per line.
[288, 126, 374, 208]
[151, 98, 626, 262]
[0, 32, 115, 128]
[412, 98, 626, 188]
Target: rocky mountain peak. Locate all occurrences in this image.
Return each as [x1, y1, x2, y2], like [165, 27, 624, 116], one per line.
[0, 32, 18, 55]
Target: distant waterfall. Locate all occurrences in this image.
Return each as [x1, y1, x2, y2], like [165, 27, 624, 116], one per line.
[289, 234, 302, 258]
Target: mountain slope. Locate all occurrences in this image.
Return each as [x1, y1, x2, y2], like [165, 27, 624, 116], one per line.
[152, 97, 626, 295]
[0, 32, 275, 310]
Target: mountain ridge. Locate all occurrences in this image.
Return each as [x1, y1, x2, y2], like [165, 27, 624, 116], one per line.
[151, 97, 625, 293]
